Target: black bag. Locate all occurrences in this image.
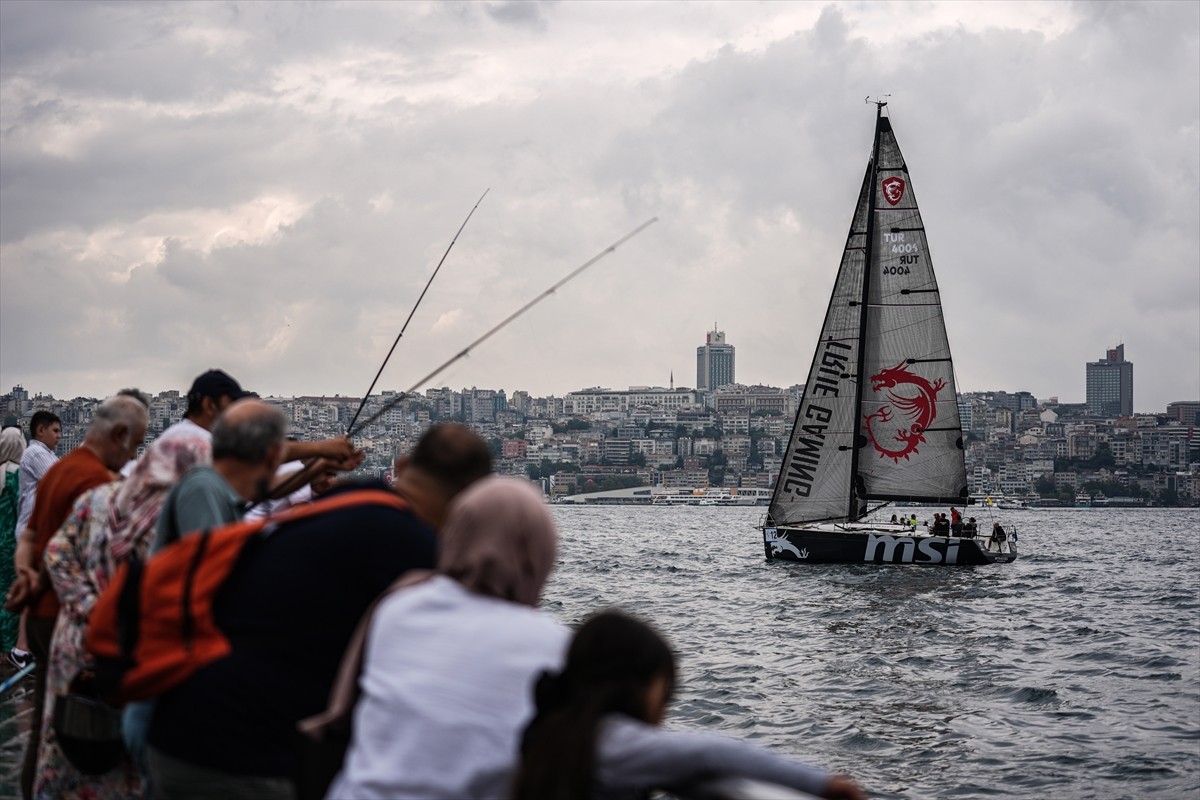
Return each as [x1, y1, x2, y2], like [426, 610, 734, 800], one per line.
[292, 720, 352, 800]
[52, 689, 126, 775]
[293, 575, 412, 800]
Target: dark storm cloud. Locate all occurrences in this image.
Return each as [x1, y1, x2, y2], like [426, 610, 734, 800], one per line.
[1, 1, 1195, 411]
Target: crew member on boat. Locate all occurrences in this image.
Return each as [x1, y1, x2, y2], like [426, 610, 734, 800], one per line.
[988, 522, 1007, 551]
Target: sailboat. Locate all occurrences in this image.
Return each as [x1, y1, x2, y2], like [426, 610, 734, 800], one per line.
[762, 102, 1017, 566]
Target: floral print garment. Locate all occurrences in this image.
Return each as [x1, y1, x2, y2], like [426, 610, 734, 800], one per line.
[33, 434, 210, 800]
[35, 483, 143, 800]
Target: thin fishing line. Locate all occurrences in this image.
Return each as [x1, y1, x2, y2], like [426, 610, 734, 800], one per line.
[347, 217, 659, 438]
[346, 188, 490, 433]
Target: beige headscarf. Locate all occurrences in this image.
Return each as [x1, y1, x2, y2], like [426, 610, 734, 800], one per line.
[300, 477, 558, 738]
[0, 427, 26, 499]
[436, 475, 558, 607]
[0, 426, 25, 467]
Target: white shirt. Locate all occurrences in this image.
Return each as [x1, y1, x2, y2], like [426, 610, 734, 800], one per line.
[330, 576, 568, 800]
[156, 417, 212, 445]
[16, 439, 57, 535]
[243, 461, 313, 521]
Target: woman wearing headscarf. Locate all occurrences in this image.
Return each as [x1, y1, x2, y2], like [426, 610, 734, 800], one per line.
[326, 476, 567, 800]
[0, 425, 27, 653]
[33, 435, 210, 800]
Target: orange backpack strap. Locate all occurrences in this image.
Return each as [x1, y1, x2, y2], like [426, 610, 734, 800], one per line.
[259, 489, 408, 528]
[86, 488, 410, 703]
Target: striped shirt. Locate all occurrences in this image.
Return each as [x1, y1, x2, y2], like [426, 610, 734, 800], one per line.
[16, 439, 58, 535]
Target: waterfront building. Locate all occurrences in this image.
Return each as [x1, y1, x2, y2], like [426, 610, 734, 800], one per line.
[1086, 344, 1133, 416]
[696, 326, 735, 391]
[711, 383, 793, 417]
[562, 387, 699, 416]
[1166, 401, 1200, 427]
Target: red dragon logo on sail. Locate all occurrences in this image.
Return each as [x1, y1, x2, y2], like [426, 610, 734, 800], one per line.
[881, 177, 905, 206]
[863, 361, 943, 461]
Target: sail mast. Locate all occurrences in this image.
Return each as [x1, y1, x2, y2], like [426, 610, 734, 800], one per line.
[847, 101, 886, 521]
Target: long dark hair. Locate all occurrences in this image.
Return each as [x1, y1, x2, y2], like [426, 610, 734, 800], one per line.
[511, 610, 677, 800]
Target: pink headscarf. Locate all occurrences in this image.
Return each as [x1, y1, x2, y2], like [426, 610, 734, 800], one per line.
[106, 434, 211, 564]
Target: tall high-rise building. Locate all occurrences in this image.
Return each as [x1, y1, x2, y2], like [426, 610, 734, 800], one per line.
[696, 326, 735, 391]
[1085, 343, 1133, 417]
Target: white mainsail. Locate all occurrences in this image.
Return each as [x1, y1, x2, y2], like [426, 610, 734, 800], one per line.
[769, 109, 967, 527]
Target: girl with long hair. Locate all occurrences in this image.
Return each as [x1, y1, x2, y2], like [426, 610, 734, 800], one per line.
[513, 611, 866, 800]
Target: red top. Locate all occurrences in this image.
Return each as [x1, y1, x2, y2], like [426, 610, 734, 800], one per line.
[28, 446, 113, 618]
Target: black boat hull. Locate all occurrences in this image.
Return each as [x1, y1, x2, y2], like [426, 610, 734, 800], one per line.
[762, 526, 1016, 565]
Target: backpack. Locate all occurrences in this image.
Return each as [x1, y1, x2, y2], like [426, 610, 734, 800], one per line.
[85, 488, 409, 705]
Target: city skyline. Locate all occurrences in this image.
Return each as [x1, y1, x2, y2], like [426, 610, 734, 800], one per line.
[4, 378, 1194, 509]
[4, 359, 1196, 419]
[1, 3, 1197, 412]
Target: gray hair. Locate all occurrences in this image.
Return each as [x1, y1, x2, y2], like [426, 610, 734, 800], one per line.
[212, 403, 287, 464]
[91, 394, 150, 440]
[116, 387, 151, 408]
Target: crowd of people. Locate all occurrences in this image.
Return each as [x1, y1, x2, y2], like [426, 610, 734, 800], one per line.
[2, 370, 867, 800]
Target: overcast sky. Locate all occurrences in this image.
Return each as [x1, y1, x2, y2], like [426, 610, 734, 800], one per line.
[1, 1, 1197, 413]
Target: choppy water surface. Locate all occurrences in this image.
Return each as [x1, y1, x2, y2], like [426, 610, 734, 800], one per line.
[541, 507, 1200, 799]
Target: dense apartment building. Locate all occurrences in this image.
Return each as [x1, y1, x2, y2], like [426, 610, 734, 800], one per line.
[4, 372, 1197, 505]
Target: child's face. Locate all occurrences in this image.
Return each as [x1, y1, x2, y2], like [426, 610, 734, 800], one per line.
[643, 673, 672, 725]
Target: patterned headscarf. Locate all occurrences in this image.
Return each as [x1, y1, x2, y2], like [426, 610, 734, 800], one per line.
[107, 434, 211, 564]
[0, 426, 25, 466]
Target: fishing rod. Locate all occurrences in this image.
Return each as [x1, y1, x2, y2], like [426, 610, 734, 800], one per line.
[345, 216, 659, 438]
[264, 216, 657, 504]
[345, 188, 490, 434]
[260, 189, 489, 506]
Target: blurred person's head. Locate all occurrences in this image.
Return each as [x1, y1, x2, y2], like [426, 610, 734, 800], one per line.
[85, 394, 150, 471]
[437, 476, 557, 607]
[30, 410, 61, 450]
[184, 369, 253, 430]
[513, 611, 677, 800]
[393, 423, 492, 529]
[211, 398, 287, 501]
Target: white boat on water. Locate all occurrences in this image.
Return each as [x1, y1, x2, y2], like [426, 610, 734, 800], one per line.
[972, 494, 1030, 511]
[652, 487, 771, 506]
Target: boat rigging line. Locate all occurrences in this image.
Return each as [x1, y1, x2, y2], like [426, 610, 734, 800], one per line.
[345, 188, 490, 434]
[344, 216, 660, 439]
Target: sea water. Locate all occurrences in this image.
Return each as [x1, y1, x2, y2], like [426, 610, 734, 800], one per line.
[542, 506, 1200, 799]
